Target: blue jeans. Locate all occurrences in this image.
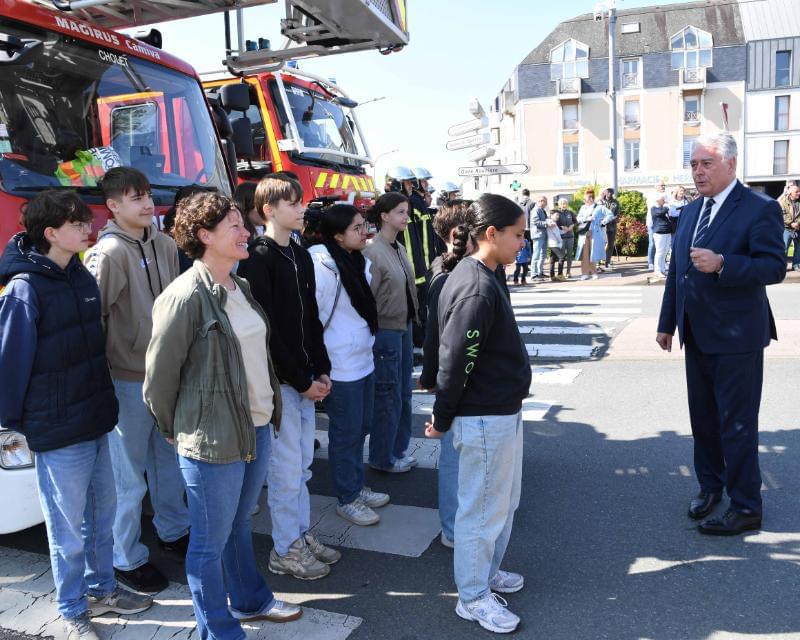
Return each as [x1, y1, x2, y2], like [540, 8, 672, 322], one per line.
[647, 226, 656, 267]
[36, 435, 116, 619]
[530, 234, 548, 277]
[110, 380, 189, 570]
[453, 412, 523, 603]
[438, 429, 459, 542]
[783, 229, 799, 266]
[369, 323, 413, 469]
[179, 426, 274, 640]
[267, 386, 315, 555]
[324, 373, 375, 505]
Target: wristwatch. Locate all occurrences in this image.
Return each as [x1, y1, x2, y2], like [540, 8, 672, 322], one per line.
[716, 254, 725, 274]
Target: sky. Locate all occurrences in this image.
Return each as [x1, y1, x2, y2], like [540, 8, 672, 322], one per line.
[140, 0, 692, 188]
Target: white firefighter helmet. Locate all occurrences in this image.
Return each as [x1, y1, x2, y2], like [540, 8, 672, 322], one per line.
[385, 165, 416, 182]
[438, 180, 461, 194]
[411, 166, 433, 181]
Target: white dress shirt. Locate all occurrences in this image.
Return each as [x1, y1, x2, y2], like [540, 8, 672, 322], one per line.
[692, 178, 738, 243]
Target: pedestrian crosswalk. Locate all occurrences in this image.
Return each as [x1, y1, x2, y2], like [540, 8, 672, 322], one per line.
[0, 282, 635, 640]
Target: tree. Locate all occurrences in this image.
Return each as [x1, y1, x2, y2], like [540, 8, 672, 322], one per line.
[616, 190, 647, 222]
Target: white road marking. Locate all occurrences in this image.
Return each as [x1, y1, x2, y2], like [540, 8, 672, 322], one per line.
[518, 324, 612, 335]
[252, 493, 441, 558]
[0, 548, 361, 640]
[530, 366, 583, 385]
[314, 430, 441, 470]
[515, 307, 641, 315]
[514, 315, 630, 322]
[526, 343, 595, 358]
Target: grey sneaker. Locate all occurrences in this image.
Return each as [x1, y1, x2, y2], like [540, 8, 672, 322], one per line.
[304, 532, 341, 564]
[268, 537, 330, 580]
[455, 593, 520, 634]
[231, 599, 302, 623]
[359, 486, 390, 508]
[336, 498, 380, 526]
[87, 587, 153, 616]
[489, 569, 524, 593]
[63, 613, 100, 640]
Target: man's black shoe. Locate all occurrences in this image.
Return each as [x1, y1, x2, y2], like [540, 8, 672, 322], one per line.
[158, 534, 189, 557]
[688, 491, 723, 519]
[698, 509, 761, 536]
[115, 562, 168, 594]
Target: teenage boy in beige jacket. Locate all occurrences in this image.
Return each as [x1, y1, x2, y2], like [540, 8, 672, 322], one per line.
[84, 167, 189, 594]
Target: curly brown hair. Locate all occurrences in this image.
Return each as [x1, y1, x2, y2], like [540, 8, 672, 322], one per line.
[174, 192, 238, 259]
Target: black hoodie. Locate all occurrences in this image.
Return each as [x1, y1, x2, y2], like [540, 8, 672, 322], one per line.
[433, 257, 531, 432]
[238, 235, 330, 393]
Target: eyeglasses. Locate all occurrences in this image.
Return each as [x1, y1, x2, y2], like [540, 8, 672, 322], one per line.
[69, 221, 94, 232]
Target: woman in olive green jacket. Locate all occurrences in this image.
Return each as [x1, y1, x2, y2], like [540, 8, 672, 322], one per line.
[144, 192, 300, 640]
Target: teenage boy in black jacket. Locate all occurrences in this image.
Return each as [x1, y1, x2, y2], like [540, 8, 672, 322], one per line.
[238, 175, 338, 581]
[0, 191, 152, 640]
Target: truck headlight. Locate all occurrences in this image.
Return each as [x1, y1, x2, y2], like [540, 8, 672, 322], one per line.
[0, 431, 34, 469]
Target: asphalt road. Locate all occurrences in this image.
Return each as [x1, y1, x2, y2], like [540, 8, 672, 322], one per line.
[2, 278, 799, 640]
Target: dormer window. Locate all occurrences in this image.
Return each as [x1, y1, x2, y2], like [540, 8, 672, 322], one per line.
[550, 39, 590, 80]
[670, 26, 712, 69]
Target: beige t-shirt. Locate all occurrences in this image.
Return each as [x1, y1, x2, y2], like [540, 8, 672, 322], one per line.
[224, 284, 274, 427]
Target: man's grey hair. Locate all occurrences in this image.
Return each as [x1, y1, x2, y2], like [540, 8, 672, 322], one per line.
[692, 132, 738, 161]
[558, 197, 569, 205]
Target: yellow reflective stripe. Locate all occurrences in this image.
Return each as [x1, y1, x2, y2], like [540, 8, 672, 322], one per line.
[367, 177, 376, 191]
[315, 172, 328, 188]
[342, 175, 352, 190]
[415, 209, 431, 268]
[329, 173, 340, 188]
[402, 227, 417, 279]
[415, 275, 426, 285]
[357, 176, 368, 191]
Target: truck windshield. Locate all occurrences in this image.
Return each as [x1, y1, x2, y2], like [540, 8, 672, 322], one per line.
[275, 80, 368, 169]
[0, 20, 229, 204]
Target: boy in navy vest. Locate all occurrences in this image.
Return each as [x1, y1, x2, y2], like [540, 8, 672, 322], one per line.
[0, 191, 152, 640]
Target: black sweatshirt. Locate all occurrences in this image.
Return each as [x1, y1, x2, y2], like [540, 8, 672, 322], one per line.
[433, 257, 531, 431]
[238, 235, 330, 393]
[420, 256, 509, 391]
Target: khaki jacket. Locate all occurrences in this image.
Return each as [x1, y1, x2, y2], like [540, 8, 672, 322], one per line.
[364, 233, 419, 331]
[144, 261, 282, 464]
[83, 221, 179, 381]
[779, 193, 799, 229]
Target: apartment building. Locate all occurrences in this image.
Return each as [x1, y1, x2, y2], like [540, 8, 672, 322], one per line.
[488, 0, 747, 203]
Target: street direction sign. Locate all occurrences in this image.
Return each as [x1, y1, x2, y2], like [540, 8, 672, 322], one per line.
[466, 146, 495, 162]
[457, 163, 530, 177]
[446, 132, 490, 151]
[447, 117, 488, 137]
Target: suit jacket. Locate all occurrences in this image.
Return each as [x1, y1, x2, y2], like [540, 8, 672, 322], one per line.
[657, 181, 785, 354]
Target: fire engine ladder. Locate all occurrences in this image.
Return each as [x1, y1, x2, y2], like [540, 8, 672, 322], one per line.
[40, 0, 409, 75]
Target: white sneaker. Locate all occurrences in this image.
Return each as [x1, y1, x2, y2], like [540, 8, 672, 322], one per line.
[591, 274, 599, 280]
[369, 459, 411, 473]
[489, 570, 524, 593]
[580, 275, 590, 281]
[359, 486, 390, 508]
[398, 455, 418, 468]
[440, 532, 454, 549]
[231, 599, 302, 623]
[455, 593, 519, 634]
[336, 498, 380, 526]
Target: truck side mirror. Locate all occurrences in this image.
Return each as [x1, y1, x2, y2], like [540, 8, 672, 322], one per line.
[232, 118, 255, 159]
[219, 84, 251, 112]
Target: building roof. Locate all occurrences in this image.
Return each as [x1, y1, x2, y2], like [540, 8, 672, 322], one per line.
[737, 0, 800, 41]
[520, 0, 745, 66]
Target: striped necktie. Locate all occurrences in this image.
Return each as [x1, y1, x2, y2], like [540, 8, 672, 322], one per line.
[693, 198, 715, 246]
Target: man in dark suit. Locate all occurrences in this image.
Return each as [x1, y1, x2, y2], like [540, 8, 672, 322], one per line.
[656, 132, 785, 536]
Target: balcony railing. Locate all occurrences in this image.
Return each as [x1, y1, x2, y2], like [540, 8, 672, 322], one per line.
[556, 77, 582, 99]
[622, 72, 640, 89]
[680, 67, 706, 92]
[684, 110, 699, 122]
